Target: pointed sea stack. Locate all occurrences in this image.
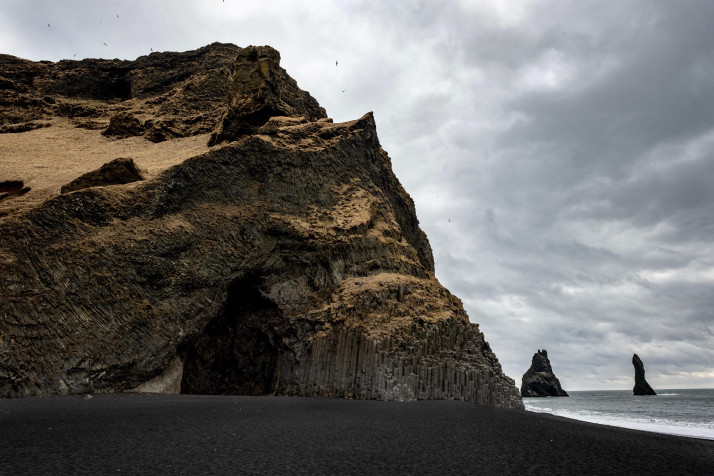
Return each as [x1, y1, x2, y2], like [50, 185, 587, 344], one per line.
[632, 354, 657, 395]
[521, 349, 569, 397]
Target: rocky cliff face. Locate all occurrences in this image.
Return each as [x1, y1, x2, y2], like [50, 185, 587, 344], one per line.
[0, 43, 522, 408]
[632, 354, 656, 396]
[520, 349, 568, 397]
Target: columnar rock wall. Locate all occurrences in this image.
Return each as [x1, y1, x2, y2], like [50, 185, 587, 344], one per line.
[276, 320, 521, 408]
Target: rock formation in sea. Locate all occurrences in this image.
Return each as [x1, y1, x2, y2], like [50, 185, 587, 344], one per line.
[520, 349, 569, 397]
[0, 43, 522, 408]
[632, 354, 656, 396]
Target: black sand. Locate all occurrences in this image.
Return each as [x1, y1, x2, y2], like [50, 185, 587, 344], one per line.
[1, 395, 712, 475]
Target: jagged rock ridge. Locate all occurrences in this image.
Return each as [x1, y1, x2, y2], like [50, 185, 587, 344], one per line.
[0, 44, 522, 408]
[632, 354, 656, 396]
[520, 349, 568, 397]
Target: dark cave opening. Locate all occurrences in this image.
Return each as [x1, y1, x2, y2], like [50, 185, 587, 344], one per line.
[180, 274, 287, 395]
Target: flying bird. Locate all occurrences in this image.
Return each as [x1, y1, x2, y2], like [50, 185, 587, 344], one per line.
[47, 23, 50, 27]
[335, 60, 338, 66]
[103, 42, 107, 46]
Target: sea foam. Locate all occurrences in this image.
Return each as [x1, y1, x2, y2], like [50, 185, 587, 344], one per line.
[524, 389, 714, 441]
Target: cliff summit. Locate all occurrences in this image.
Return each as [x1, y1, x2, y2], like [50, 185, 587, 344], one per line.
[0, 43, 522, 408]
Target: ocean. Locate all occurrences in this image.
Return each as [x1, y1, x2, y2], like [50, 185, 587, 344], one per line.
[524, 388, 714, 440]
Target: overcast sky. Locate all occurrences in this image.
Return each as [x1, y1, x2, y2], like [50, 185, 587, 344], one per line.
[2, 0, 713, 391]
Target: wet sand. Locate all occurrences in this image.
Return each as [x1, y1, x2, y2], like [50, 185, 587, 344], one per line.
[1, 394, 712, 475]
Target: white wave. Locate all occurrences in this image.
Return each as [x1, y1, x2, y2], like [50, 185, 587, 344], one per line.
[524, 402, 553, 413]
[526, 406, 714, 440]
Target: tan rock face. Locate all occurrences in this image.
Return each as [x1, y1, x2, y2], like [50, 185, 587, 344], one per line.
[0, 44, 522, 408]
[60, 157, 144, 194]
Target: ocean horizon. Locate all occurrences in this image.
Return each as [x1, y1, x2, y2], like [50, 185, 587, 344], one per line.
[524, 388, 714, 440]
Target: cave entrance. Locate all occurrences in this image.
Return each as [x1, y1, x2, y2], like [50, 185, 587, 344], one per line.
[180, 274, 286, 395]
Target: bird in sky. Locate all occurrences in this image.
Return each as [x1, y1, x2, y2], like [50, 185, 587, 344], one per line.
[47, 23, 50, 27]
[103, 42, 107, 46]
[336, 60, 338, 66]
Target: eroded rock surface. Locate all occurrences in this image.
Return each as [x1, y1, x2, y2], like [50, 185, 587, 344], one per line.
[0, 44, 522, 408]
[60, 158, 144, 194]
[632, 354, 656, 396]
[521, 349, 568, 397]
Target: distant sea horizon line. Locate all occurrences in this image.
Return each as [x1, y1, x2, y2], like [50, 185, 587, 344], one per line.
[553, 387, 714, 393]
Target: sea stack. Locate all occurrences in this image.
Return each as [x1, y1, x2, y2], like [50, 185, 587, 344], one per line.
[521, 349, 569, 397]
[632, 354, 657, 395]
[0, 44, 523, 408]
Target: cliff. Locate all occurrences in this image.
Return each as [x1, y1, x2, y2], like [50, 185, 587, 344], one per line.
[632, 354, 656, 396]
[0, 43, 522, 408]
[520, 349, 568, 397]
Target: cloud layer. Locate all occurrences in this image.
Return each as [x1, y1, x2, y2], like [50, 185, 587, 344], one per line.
[2, 0, 712, 390]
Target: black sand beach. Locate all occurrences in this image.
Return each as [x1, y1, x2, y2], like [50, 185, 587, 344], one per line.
[1, 395, 712, 475]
